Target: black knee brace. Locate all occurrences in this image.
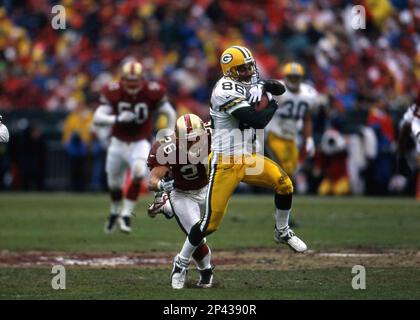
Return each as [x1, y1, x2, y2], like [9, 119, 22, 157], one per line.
[188, 222, 206, 246]
[275, 193, 292, 210]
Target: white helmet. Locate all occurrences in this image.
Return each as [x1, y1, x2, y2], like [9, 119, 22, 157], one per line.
[176, 114, 206, 140]
[121, 61, 143, 95]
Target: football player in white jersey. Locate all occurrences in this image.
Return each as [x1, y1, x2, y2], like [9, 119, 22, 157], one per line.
[169, 45, 307, 289]
[390, 89, 420, 197]
[0, 115, 9, 143]
[265, 62, 319, 179]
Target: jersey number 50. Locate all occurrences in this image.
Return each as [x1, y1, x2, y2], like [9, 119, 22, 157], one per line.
[118, 102, 148, 124]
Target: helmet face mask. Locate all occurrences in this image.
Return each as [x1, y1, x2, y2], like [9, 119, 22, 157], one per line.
[121, 61, 143, 95]
[284, 75, 302, 92]
[121, 78, 142, 95]
[231, 62, 257, 83]
[220, 46, 259, 84]
[282, 62, 304, 92]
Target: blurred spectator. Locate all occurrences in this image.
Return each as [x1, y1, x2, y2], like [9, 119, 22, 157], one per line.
[9, 119, 46, 190]
[317, 128, 351, 196]
[0, 0, 418, 196]
[62, 103, 94, 191]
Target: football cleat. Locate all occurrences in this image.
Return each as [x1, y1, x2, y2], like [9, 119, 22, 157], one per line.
[119, 216, 132, 233]
[104, 214, 119, 234]
[274, 226, 307, 253]
[197, 267, 214, 288]
[171, 254, 190, 289]
[147, 192, 173, 219]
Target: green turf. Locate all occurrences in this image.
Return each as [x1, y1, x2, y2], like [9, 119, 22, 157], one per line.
[0, 193, 419, 252]
[1, 193, 420, 300]
[1, 267, 419, 300]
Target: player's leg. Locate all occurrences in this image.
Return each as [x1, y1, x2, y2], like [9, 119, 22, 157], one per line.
[170, 187, 213, 289]
[266, 135, 300, 227]
[176, 155, 240, 285]
[243, 154, 307, 252]
[267, 133, 298, 178]
[119, 139, 151, 232]
[104, 139, 127, 233]
[332, 177, 351, 196]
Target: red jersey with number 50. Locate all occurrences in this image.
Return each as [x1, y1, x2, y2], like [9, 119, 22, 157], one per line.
[100, 80, 166, 142]
[147, 135, 209, 191]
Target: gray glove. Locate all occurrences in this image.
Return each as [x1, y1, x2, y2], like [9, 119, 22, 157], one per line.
[117, 111, 137, 123]
[159, 178, 175, 192]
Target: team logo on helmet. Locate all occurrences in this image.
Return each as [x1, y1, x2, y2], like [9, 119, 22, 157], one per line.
[221, 53, 233, 64]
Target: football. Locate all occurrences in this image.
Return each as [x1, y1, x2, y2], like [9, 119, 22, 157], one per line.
[254, 92, 271, 111]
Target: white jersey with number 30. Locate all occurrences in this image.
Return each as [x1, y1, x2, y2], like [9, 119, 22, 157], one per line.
[266, 82, 319, 141]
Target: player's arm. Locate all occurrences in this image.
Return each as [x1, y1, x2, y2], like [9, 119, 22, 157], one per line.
[148, 166, 171, 192]
[230, 98, 279, 129]
[93, 104, 117, 126]
[157, 98, 177, 130]
[93, 104, 137, 126]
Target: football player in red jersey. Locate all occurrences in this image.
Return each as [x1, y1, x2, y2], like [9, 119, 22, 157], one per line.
[93, 60, 176, 233]
[146, 114, 213, 289]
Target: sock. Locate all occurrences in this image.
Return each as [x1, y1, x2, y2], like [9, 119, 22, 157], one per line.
[110, 201, 122, 216]
[193, 242, 212, 270]
[110, 190, 122, 215]
[180, 237, 198, 260]
[275, 193, 292, 230]
[126, 181, 140, 201]
[275, 208, 291, 230]
[121, 199, 136, 217]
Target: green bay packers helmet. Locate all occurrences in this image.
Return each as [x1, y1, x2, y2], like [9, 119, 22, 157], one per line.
[282, 62, 304, 92]
[220, 46, 258, 83]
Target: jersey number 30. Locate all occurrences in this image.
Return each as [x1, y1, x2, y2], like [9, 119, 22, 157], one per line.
[280, 100, 309, 120]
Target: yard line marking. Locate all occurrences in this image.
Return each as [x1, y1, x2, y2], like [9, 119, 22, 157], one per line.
[318, 253, 395, 257]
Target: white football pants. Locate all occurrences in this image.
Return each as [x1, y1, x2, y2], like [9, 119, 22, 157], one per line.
[106, 137, 151, 190]
[169, 185, 207, 234]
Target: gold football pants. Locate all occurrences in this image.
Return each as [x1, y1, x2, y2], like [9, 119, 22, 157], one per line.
[201, 153, 293, 235]
[267, 133, 298, 177]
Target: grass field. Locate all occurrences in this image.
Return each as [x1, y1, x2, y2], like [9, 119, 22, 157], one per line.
[0, 193, 419, 300]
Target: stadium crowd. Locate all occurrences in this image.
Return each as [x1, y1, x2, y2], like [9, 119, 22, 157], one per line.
[0, 0, 419, 196]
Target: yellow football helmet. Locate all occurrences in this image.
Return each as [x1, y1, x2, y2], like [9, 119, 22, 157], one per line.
[282, 62, 304, 92]
[220, 46, 258, 83]
[121, 60, 143, 95]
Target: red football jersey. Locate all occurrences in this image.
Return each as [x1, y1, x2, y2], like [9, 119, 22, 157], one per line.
[100, 80, 166, 142]
[147, 135, 209, 191]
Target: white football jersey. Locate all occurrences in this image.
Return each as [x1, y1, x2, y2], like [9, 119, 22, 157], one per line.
[266, 82, 319, 141]
[209, 77, 252, 155]
[401, 104, 420, 153]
